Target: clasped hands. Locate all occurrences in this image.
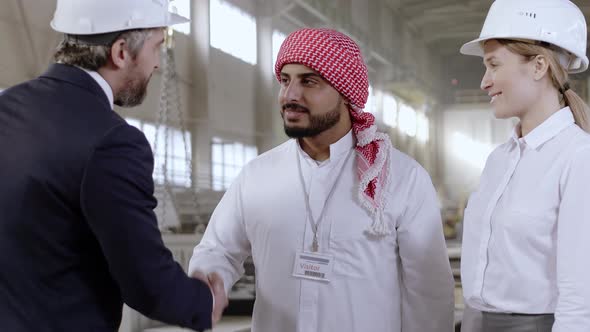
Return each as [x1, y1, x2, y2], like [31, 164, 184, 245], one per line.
[192, 271, 229, 325]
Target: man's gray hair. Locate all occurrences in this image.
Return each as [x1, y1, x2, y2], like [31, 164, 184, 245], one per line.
[53, 29, 156, 71]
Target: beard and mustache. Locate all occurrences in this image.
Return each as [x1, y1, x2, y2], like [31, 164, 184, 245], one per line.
[281, 97, 343, 138]
[114, 66, 151, 108]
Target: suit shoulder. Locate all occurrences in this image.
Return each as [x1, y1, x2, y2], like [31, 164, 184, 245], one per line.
[94, 122, 152, 154]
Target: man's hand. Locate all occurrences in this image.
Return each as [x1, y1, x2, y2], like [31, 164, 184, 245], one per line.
[192, 271, 229, 325]
[207, 272, 228, 323]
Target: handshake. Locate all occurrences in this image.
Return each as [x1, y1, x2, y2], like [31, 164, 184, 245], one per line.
[192, 271, 229, 325]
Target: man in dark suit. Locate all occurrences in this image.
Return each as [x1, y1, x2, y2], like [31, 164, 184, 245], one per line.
[0, 0, 227, 331]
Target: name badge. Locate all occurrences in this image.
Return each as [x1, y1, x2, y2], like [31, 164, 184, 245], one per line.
[292, 251, 334, 282]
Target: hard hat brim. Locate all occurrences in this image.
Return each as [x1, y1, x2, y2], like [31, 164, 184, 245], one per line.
[168, 12, 190, 27]
[460, 35, 560, 57]
[460, 35, 589, 74]
[459, 37, 486, 57]
[50, 11, 190, 35]
[458, 35, 537, 57]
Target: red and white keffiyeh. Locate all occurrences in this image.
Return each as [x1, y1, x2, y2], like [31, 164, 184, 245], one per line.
[275, 28, 393, 235]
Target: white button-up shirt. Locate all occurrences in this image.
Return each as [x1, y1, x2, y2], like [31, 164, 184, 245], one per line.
[189, 131, 454, 332]
[461, 107, 590, 331]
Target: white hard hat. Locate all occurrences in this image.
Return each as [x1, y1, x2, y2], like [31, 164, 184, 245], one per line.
[51, 0, 189, 36]
[460, 0, 588, 73]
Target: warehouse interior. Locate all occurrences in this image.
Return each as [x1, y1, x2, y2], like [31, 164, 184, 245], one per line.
[1, 0, 589, 331]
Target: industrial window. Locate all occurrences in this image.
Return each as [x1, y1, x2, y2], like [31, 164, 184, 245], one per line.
[169, 0, 191, 35]
[365, 85, 378, 114]
[383, 93, 398, 127]
[210, 0, 257, 65]
[399, 103, 417, 137]
[272, 30, 287, 68]
[211, 138, 258, 191]
[416, 112, 430, 143]
[451, 132, 493, 170]
[125, 118, 192, 187]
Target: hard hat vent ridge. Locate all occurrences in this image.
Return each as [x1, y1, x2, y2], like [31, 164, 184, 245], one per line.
[518, 11, 537, 19]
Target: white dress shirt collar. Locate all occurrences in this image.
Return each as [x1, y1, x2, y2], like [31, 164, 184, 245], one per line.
[511, 107, 575, 149]
[79, 68, 115, 110]
[296, 129, 355, 165]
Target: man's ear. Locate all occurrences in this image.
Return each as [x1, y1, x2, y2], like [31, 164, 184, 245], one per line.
[109, 38, 129, 69]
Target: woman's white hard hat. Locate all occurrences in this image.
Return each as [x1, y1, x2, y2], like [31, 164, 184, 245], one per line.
[460, 0, 588, 73]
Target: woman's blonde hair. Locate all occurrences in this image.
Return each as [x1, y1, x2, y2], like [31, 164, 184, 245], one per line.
[497, 39, 590, 132]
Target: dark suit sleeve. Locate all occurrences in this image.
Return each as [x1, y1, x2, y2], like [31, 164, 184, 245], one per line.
[80, 124, 212, 331]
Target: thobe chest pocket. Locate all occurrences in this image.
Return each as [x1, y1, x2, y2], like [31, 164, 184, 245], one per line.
[327, 210, 397, 278]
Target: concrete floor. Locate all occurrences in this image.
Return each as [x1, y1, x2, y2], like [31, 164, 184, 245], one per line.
[143, 316, 251, 332]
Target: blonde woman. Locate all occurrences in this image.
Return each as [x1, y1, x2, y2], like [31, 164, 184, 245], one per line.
[459, 0, 590, 331]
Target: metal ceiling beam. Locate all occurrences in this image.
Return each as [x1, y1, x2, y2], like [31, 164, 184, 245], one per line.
[410, 10, 486, 27]
[401, 0, 465, 18]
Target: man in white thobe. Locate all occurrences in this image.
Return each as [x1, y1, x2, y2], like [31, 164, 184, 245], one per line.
[189, 28, 454, 332]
